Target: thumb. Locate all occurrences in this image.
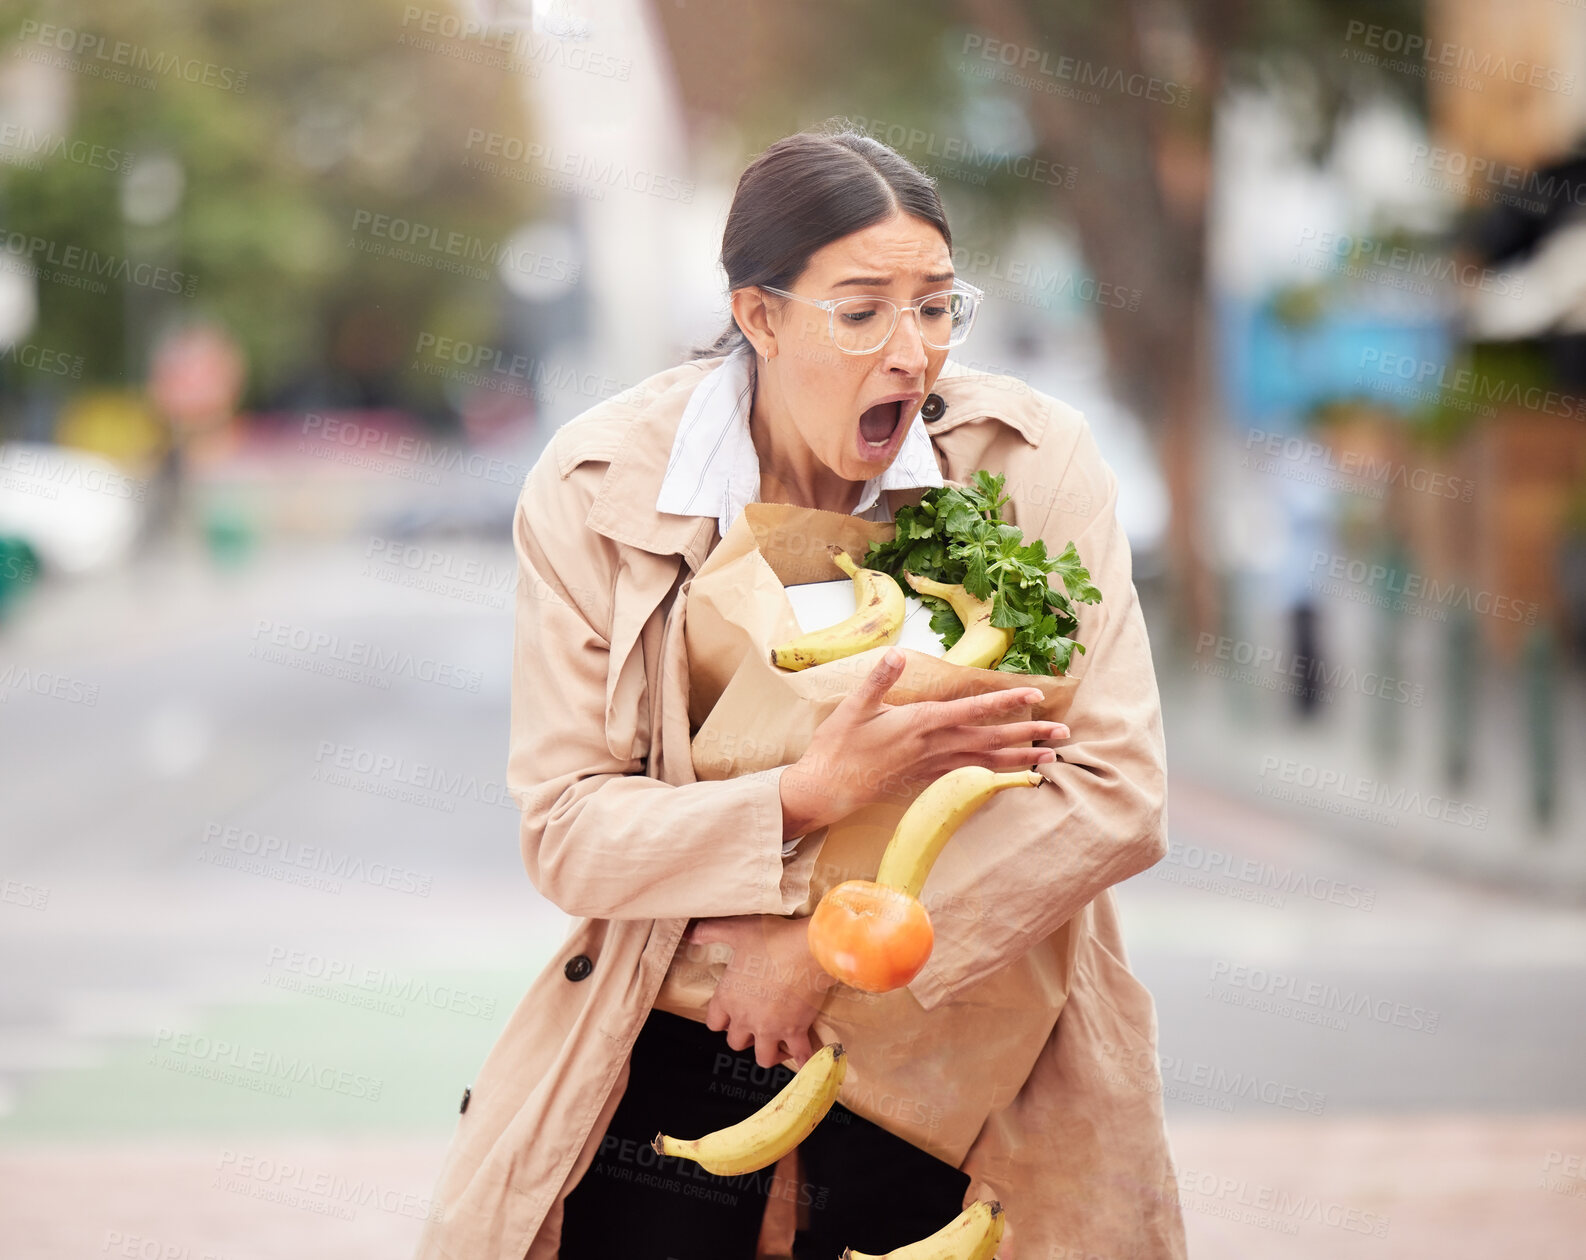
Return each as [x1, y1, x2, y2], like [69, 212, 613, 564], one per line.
[853, 647, 905, 707]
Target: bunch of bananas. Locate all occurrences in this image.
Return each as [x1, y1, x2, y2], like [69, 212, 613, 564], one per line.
[770, 546, 1012, 672]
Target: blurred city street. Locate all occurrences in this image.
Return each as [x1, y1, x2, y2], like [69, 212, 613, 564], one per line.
[2, 539, 1584, 1257]
[3, 0, 1586, 1255]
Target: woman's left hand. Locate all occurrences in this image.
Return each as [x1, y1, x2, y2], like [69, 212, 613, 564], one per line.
[682, 914, 837, 1070]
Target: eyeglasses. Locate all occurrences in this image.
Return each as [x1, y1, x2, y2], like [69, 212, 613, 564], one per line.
[757, 279, 983, 354]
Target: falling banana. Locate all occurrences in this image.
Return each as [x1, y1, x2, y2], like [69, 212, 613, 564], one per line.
[842, 1199, 1006, 1260]
[875, 765, 1045, 898]
[770, 546, 906, 671]
[651, 1042, 847, 1175]
[903, 572, 1014, 670]
[809, 766, 1044, 992]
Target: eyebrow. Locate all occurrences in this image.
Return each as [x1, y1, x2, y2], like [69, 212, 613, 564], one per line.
[831, 270, 956, 289]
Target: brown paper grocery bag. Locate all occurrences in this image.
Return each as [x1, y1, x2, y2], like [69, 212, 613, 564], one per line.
[652, 501, 1082, 1164]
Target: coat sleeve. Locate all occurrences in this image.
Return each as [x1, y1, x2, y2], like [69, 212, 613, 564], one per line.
[506, 455, 820, 922]
[905, 414, 1168, 1012]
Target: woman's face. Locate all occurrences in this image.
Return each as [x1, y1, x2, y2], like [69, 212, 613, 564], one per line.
[736, 212, 955, 484]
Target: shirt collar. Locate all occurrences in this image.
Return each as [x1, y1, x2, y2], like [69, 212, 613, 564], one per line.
[654, 342, 945, 539]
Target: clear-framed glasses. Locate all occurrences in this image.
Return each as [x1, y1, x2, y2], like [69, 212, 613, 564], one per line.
[757, 279, 983, 354]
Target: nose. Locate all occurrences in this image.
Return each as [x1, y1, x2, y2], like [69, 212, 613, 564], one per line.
[878, 305, 930, 376]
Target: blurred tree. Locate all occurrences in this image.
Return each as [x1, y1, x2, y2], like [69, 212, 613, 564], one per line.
[0, 0, 538, 417]
[651, 0, 1421, 638]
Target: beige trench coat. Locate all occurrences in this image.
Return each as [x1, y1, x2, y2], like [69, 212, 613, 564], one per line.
[412, 352, 1188, 1260]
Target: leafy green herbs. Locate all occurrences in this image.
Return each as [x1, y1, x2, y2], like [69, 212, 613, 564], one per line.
[861, 469, 1101, 675]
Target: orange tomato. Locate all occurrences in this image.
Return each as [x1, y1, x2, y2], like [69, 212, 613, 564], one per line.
[807, 879, 935, 993]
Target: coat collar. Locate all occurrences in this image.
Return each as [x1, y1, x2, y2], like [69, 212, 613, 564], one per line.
[582, 352, 1048, 570]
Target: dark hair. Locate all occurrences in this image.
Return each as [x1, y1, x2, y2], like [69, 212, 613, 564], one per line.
[687, 123, 953, 361]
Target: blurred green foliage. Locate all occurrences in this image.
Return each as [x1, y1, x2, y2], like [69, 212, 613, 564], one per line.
[1, 0, 536, 410]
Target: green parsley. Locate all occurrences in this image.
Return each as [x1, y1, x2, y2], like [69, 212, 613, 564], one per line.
[861, 469, 1101, 675]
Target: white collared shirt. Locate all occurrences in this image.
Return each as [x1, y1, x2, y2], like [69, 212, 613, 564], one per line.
[654, 342, 945, 541]
[656, 341, 945, 855]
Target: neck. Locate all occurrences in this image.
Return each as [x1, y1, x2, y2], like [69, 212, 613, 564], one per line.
[747, 356, 863, 513]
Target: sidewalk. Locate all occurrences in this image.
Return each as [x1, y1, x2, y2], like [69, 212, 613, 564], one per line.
[1153, 587, 1586, 905]
[5, 1116, 1583, 1259]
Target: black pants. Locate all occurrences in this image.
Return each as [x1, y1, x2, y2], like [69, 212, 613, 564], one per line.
[558, 1007, 970, 1259]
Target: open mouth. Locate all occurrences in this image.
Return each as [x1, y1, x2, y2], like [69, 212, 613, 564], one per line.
[858, 399, 905, 449]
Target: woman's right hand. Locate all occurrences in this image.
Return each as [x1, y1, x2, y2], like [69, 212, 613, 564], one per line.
[778, 648, 1067, 837]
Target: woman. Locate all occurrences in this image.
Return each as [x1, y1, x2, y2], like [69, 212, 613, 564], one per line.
[412, 129, 1186, 1260]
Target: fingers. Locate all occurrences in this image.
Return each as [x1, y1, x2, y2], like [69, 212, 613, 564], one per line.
[958, 686, 1045, 722]
[948, 745, 1057, 771]
[781, 1030, 814, 1069]
[753, 1038, 782, 1069]
[725, 1025, 753, 1053]
[851, 647, 905, 709]
[963, 719, 1068, 748]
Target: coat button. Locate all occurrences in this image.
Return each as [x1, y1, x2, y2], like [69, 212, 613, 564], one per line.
[564, 954, 594, 982]
[459, 1087, 471, 1114]
[919, 392, 946, 421]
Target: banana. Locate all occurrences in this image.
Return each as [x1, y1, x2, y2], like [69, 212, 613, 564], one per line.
[651, 1042, 847, 1175]
[875, 766, 1044, 899]
[903, 572, 1013, 670]
[842, 1199, 1006, 1260]
[771, 546, 905, 671]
